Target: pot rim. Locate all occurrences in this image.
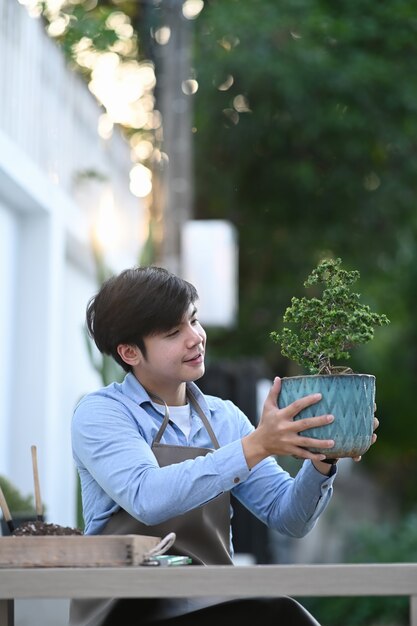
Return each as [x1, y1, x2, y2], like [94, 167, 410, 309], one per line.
[281, 373, 375, 381]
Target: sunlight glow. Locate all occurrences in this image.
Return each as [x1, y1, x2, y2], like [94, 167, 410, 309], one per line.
[154, 26, 171, 45]
[46, 14, 69, 36]
[218, 36, 240, 52]
[88, 55, 156, 128]
[233, 94, 251, 113]
[182, 79, 199, 95]
[182, 0, 204, 20]
[91, 187, 123, 254]
[130, 164, 153, 198]
[98, 114, 114, 140]
[223, 108, 239, 125]
[106, 11, 133, 38]
[36, 0, 67, 21]
[25, 0, 164, 208]
[217, 75, 234, 91]
[17, 0, 42, 17]
[130, 137, 154, 161]
[72, 37, 98, 69]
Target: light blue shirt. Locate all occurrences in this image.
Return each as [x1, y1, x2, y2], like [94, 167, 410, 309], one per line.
[72, 372, 336, 546]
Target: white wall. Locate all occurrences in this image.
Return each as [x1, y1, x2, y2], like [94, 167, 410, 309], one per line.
[0, 0, 142, 527]
[59, 262, 103, 526]
[0, 200, 19, 471]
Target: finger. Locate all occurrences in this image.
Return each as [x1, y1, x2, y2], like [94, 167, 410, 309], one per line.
[373, 417, 379, 431]
[263, 376, 282, 409]
[296, 436, 335, 450]
[285, 393, 323, 418]
[353, 456, 362, 462]
[371, 433, 377, 444]
[293, 414, 335, 432]
[294, 452, 329, 462]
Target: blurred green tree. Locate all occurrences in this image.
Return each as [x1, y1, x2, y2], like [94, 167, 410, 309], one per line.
[192, 0, 417, 504]
[301, 509, 417, 625]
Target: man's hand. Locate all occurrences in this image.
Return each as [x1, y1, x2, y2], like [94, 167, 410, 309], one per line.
[352, 412, 379, 462]
[314, 408, 380, 472]
[242, 376, 335, 469]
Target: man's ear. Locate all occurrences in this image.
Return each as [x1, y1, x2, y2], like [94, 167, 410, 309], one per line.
[117, 344, 141, 367]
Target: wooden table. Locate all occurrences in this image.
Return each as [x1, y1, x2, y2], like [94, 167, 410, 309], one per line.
[1, 563, 416, 626]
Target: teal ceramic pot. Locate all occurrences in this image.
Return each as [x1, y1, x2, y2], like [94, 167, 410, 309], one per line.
[277, 374, 375, 458]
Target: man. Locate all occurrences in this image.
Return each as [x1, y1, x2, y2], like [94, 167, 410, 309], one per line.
[70, 266, 378, 626]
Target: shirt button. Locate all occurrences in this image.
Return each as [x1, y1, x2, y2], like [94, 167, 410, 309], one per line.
[233, 477, 240, 484]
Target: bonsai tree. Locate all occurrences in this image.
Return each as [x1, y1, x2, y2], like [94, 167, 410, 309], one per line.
[270, 257, 390, 375]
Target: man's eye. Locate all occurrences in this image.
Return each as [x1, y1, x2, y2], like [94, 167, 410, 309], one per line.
[167, 329, 179, 337]
[191, 318, 199, 325]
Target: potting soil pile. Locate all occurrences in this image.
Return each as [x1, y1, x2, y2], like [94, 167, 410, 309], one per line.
[12, 520, 83, 535]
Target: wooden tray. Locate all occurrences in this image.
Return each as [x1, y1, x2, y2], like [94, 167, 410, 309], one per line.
[0, 534, 161, 568]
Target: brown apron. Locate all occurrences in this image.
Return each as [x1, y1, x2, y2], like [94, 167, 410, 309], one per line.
[69, 391, 232, 626]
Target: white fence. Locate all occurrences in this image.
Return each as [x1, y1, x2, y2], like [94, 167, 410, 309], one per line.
[0, 0, 143, 528]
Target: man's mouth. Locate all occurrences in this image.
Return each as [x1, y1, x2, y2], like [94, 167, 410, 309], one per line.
[184, 352, 204, 363]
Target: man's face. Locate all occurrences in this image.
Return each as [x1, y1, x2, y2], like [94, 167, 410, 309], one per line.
[136, 303, 206, 396]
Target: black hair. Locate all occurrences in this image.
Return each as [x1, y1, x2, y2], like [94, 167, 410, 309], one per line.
[86, 266, 198, 372]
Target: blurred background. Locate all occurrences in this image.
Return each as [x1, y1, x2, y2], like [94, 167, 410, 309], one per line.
[1, 0, 417, 624]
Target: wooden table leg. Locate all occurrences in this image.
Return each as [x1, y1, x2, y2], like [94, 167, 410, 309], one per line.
[411, 595, 417, 626]
[0, 599, 14, 626]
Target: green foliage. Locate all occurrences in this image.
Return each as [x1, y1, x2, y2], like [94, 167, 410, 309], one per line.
[0, 476, 35, 514]
[38, 0, 138, 67]
[305, 594, 407, 626]
[270, 258, 390, 373]
[192, 0, 417, 363]
[191, 0, 417, 482]
[302, 510, 417, 625]
[349, 511, 417, 563]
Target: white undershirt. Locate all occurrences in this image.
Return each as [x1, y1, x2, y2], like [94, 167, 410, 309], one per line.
[167, 403, 192, 438]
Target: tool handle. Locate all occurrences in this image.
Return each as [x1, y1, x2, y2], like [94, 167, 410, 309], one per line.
[31, 445, 43, 518]
[0, 485, 14, 532]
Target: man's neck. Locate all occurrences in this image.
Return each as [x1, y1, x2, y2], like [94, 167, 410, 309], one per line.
[134, 373, 187, 406]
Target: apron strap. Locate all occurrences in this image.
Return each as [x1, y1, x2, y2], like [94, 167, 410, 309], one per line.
[150, 389, 220, 449]
[187, 389, 220, 449]
[149, 391, 171, 444]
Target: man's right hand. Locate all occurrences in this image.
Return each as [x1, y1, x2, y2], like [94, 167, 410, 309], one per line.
[242, 376, 335, 469]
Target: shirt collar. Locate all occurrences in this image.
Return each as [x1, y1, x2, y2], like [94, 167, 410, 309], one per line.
[121, 372, 213, 416]
[122, 372, 152, 404]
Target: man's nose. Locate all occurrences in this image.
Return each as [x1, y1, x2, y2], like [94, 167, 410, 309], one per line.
[186, 325, 202, 344]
